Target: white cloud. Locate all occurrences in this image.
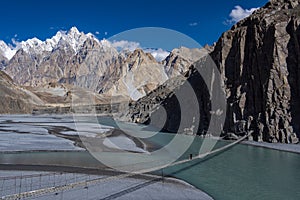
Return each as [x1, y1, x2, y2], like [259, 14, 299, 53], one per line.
[144, 48, 170, 62]
[95, 31, 100, 35]
[49, 26, 66, 31]
[189, 22, 198, 27]
[228, 5, 258, 24]
[111, 40, 141, 52]
[104, 32, 108, 36]
[110, 40, 170, 61]
[11, 38, 20, 47]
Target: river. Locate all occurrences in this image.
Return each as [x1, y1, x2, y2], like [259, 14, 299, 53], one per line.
[0, 116, 299, 200]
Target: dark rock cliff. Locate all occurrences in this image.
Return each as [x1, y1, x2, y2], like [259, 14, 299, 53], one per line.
[210, 0, 300, 143]
[125, 0, 300, 143]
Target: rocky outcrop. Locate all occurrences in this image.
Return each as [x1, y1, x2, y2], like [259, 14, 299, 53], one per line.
[124, 56, 225, 136]
[163, 46, 212, 77]
[0, 71, 44, 113]
[59, 37, 118, 90]
[105, 49, 168, 100]
[121, 71, 188, 124]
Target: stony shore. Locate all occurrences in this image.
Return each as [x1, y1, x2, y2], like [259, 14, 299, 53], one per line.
[242, 140, 300, 154]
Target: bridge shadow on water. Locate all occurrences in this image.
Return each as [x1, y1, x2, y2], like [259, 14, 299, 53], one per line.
[162, 141, 236, 177]
[99, 142, 237, 200]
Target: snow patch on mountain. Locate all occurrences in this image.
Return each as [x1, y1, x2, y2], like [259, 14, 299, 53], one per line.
[0, 41, 16, 60]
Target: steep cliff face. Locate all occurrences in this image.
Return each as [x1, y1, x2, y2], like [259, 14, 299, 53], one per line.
[125, 0, 300, 143]
[59, 37, 118, 90]
[209, 0, 300, 143]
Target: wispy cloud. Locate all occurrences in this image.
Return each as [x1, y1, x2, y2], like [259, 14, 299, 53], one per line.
[95, 31, 100, 35]
[111, 40, 169, 61]
[144, 48, 170, 62]
[225, 5, 258, 25]
[49, 26, 66, 31]
[111, 40, 141, 52]
[189, 22, 198, 27]
[10, 34, 20, 48]
[11, 38, 20, 46]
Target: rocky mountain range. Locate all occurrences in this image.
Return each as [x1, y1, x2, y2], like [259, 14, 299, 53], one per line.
[1, 0, 299, 143]
[0, 27, 210, 114]
[0, 27, 209, 102]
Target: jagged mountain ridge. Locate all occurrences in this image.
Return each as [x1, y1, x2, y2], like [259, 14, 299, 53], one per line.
[1, 27, 119, 88]
[0, 27, 210, 101]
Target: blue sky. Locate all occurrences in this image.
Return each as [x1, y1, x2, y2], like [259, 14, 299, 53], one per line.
[0, 0, 268, 48]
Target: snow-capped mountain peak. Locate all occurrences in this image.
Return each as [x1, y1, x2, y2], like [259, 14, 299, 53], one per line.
[68, 26, 80, 36]
[100, 39, 113, 48]
[20, 37, 44, 53]
[65, 27, 92, 52]
[11, 27, 97, 55]
[0, 27, 170, 63]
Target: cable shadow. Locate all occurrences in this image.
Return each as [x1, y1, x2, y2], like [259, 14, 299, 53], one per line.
[99, 177, 162, 200]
